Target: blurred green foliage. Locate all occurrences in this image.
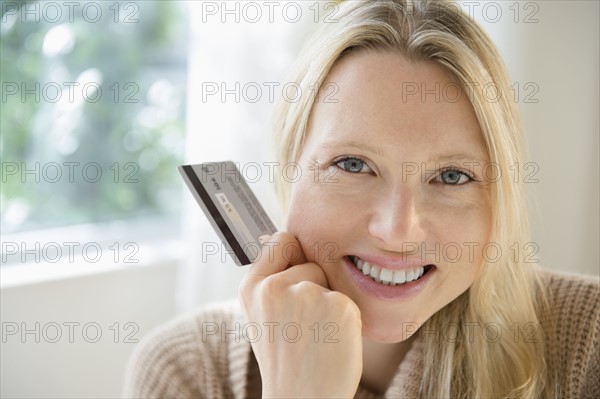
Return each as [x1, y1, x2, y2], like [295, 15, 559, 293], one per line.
[1, 0, 188, 232]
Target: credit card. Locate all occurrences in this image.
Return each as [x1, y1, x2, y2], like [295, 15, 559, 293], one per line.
[178, 161, 278, 266]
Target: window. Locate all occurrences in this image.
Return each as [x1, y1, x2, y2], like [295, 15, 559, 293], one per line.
[1, 1, 188, 236]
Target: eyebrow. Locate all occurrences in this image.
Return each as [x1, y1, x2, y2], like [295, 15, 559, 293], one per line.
[320, 140, 385, 156]
[427, 153, 489, 164]
[320, 140, 488, 164]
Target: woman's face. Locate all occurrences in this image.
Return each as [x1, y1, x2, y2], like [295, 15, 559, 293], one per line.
[286, 51, 492, 343]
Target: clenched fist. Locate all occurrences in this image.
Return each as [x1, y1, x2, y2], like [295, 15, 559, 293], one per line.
[238, 232, 363, 399]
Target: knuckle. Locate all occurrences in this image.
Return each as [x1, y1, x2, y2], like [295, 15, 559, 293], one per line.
[260, 274, 286, 295]
[272, 231, 299, 250]
[346, 302, 362, 320]
[270, 231, 291, 245]
[327, 292, 361, 317]
[293, 280, 317, 292]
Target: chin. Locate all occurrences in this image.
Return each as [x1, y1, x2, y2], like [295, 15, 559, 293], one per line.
[361, 312, 424, 343]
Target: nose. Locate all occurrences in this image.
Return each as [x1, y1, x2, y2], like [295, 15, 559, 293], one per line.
[367, 185, 427, 251]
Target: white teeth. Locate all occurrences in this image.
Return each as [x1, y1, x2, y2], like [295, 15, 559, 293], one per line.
[350, 256, 427, 286]
[369, 265, 381, 279]
[362, 261, 371, 275]
[379, 268, 393, 284]
[393, 270, 406, 284]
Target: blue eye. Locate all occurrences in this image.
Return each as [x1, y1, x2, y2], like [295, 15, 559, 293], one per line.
[436, 169, 473, 185]
[334, 157, 372, 174]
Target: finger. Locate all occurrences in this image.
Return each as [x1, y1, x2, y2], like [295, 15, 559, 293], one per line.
[277, 262, 329, 289]
[247, 231, 308, 279]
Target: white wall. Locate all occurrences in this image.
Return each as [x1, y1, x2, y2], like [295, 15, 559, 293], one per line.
[467, 0, 599, 276]
[1, 259, 178, 398]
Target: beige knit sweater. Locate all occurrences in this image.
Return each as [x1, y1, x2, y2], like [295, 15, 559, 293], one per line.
[123, 269, 599, 398]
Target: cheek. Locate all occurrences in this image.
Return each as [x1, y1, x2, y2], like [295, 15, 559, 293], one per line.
[286, 177, 359, 263]
[423, 189, 492, 242]
[428, 201, 492, 287]
[438, 208, 490, 247]
[416, 193, 491, 288]
[286, 180, 326, 263]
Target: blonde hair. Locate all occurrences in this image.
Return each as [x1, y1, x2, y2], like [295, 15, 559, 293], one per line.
[271, 0, 556, 397]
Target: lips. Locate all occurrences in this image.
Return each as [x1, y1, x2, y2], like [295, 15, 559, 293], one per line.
[343, 255, 436, 300]
[349, 255, 434, 286]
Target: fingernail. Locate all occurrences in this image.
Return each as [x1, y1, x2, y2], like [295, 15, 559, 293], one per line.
[258, 235, 270, 244]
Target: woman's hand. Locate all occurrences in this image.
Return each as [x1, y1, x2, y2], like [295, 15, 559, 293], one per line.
[239, 232, 363, 399]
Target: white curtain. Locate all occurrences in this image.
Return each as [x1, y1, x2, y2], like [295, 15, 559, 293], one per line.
[177, 1, 317, 311]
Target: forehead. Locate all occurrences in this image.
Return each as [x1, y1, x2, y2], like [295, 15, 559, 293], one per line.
[305, 51, 487, 161]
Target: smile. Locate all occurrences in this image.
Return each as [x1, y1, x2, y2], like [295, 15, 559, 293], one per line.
[348, 255, 434, 286]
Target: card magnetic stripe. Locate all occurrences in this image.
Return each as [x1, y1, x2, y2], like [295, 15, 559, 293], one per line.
[181, 165, 251, 265]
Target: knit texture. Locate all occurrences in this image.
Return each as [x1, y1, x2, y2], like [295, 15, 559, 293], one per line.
[123, 269, 599, 398]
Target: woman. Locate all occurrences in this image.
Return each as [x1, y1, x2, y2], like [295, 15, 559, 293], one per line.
[124, 1, 599, 397]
